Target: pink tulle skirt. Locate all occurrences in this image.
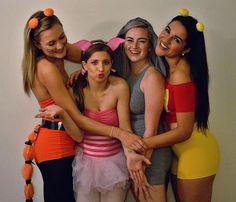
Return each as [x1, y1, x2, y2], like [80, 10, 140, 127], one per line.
[72, 147, 129, 193]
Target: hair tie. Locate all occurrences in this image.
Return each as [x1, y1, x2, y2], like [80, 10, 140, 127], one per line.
[178, 8, 205, 32]
[196, 22, 204, 32]
[43, 8, 54, 16]
[28, 8, 54, 29]
[178, 8, 189, 16]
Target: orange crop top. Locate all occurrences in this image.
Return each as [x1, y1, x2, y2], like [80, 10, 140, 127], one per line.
[164, 82, 196, 124]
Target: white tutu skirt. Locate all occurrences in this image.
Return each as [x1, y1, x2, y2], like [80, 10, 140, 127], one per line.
[72, 147, 129, 194]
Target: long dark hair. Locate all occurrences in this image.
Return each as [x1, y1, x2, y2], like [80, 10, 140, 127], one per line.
[170, 15, 210, 131]
[72, 40, 119, 112]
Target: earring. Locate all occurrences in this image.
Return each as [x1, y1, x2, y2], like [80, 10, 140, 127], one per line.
[182, 52, 185, 56]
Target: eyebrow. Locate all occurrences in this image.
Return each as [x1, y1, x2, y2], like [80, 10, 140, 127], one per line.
[126, 36, 148, 41]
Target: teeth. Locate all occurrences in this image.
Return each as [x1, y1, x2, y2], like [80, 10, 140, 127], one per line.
[160, 42, 168, 49]
[130, 50, 139, 54]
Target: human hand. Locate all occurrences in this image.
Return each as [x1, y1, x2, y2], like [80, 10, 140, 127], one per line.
[127, 152, 151, 185]
[119, 131, 147, 153]
[66, 70, 81, 88]
[35, 104, 64, 119]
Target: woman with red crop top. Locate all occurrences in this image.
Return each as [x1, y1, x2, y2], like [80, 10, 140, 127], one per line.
[129, 9, 220, 202]
[22, 8, 145, 202]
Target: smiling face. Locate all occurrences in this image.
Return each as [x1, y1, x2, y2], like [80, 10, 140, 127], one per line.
[155, 20, 189, 58]
[37, 23, 67, 59]
[83, 51, 112, 82]
[124, 27, 150, 64]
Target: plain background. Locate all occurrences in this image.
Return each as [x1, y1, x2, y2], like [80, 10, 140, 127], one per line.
[0, 0, 235, 201]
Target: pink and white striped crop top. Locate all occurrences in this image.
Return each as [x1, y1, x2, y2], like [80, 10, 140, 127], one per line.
[80, 108, 122, 157]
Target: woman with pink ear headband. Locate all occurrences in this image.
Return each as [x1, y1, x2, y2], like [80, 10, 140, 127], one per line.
[70, 39, 150, 202]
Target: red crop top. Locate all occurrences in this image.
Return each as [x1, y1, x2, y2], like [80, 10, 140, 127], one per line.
[164, 82, 196, 124]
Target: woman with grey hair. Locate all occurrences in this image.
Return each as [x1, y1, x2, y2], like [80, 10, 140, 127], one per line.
[113, 17, 172, 202]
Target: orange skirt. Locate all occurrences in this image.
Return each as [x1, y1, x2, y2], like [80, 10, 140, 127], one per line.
[34, 128, 76, 163]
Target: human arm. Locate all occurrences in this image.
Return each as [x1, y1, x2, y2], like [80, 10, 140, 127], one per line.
[65, 43, 82, 63]
[37, 60, 145, 148]
[35, 104, 83, 142]
[115, 77, 149, 183]
[141, 68, 165, 159]
[142, 68, 196, 149]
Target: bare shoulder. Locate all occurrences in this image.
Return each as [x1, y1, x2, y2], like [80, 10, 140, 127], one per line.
[143, 66, 165, 83]
[109, 76, 129, 91]
[37, 58, 59, 77]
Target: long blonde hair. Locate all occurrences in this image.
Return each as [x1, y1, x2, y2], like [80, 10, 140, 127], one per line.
[22, 10, 62, 95]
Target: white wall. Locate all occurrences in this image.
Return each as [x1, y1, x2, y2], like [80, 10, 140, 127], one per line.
[0, 0, 235, 201]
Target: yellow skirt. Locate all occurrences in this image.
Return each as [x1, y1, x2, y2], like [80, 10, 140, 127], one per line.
[171, 126, 220, 179]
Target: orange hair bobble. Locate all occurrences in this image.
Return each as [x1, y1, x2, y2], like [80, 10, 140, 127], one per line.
[43, 8, 54, 17]
[28, 8, 54, 29]
[22, 125, 40, 202]
[24, 183, 34, 201]
[22, 163, 33, 180]
[28, 18, 39, 29]
[23, 144, 34, 161]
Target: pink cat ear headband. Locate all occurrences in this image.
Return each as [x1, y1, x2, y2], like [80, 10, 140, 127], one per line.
[73, 37, 125, 52]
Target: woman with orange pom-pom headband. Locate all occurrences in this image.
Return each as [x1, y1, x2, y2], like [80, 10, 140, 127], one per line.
[22, 7, 146, 202]
[22, 7, 84, 202]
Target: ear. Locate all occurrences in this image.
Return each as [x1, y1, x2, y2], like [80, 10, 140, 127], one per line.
[82, 61, 87, 70]
[182, 48, 191, 55]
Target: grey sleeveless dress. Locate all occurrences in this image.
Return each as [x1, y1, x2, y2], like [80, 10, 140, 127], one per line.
[127, 67, 172, 185]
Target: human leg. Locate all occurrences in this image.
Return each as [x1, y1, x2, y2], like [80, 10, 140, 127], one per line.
[37, 156, 75, 202]
[75, 188, 100, 202]
[101, 186, 127, 202]
[177, 175, 216, 202]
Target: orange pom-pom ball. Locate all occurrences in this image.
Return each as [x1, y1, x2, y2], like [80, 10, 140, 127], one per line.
[24, 183, 34, 199]
[28, 132, 37, 143]
[28, 18, 39, 29]
[23, 145, 34, 161]
[22, 164, 33, 180]
[44, 8, 54, 17]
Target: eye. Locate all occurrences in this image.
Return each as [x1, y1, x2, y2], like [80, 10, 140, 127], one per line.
[48, 41, 56, 46]
[103, 60, 111, 65]
[174, 37, 181, 44]
[59, 34, 65, 40]
[139, 39, 147, 43]
[91, 60, 98, 65]
[125, 38, 133, 43]
[164, 26, 170, 34]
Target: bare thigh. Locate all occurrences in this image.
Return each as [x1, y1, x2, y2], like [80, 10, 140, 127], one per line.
[75, 188, 100, 202]
[101, 186, 127, 202]
[177, 175, 216, 202]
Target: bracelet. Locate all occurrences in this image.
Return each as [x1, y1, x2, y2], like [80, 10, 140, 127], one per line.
[109, 126, 114, 137]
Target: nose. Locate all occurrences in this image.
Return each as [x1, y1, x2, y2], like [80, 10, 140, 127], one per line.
[131, 40, 138, 48]
[163, 36, 172, 44]
[98, 63, 104, 72]
[56, 41, 64, 50]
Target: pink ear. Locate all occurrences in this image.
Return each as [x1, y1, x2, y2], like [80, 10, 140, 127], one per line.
[73, 40, 92, 51]
[107, 37, 125, 51]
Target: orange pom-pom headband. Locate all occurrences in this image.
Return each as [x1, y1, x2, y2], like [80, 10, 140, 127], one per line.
[178, 8, 204, 32]
[28, 8, 54, 29]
